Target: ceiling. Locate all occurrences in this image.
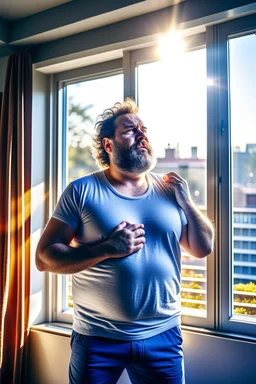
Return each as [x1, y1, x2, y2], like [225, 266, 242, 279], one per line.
[0, 0, 72, 21]
[0, 0, 184, 47]
[1, 0, 256, 73]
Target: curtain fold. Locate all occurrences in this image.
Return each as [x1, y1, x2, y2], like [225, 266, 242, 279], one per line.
[0, 51, 32, 384]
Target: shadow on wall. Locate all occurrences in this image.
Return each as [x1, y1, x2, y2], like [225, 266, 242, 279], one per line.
[0, 92, 3, 118]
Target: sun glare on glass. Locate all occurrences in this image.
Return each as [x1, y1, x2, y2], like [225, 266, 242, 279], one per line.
[158, 30, 185, 61]
[206, 77, 215, 86]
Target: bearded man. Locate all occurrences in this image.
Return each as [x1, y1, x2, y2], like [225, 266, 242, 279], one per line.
[36, 98, 213, 384]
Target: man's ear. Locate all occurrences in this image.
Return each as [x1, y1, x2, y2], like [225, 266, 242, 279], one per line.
[102, 138, 112, 154]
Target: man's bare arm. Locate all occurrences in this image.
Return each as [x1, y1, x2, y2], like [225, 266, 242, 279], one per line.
[162, 172, 214, 258]
[36, 218, 146, 274]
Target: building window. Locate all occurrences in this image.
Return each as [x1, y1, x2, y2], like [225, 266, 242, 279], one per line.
[242, 228, 249, 236]
[234, 228, 240, 236]
[251, 214, 256, 224]
[251, 229, 256, 237]
[234, 213, 240, 223]
[234, 241, 241, 249]
[234, 253, 241, 261]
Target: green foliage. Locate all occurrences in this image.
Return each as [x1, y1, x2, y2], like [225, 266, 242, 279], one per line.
[233, 282, 256, 293]
[234, 307, 256, 316]
[68, 145, 98, 182]
[181, 302, 205, 310]
[233, 282, 256, 316]
[234, 307, 247, 315]
[68, 97, 94, 148]
[181, 282, 203, 290]
[67, 97, 99, 182]
[181, 292, 203, 300]
[181, 270, 204, 278]
[234, 297, 256, 304]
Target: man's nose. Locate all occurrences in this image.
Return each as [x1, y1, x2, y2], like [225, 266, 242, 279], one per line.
[135, 128, 148, 142]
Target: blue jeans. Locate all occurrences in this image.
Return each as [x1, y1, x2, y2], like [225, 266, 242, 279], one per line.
[69, 326, 185, 384]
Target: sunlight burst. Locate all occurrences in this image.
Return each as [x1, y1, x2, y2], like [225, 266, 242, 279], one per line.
[158, 30, 185, 61]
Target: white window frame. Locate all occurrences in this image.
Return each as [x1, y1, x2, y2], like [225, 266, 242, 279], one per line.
[51, 59, 124, 323]
[214, 13, 256, 337]
[126, 33, 215, 330]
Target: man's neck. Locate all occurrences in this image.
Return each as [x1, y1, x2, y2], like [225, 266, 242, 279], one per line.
[104, 167, 149, 197]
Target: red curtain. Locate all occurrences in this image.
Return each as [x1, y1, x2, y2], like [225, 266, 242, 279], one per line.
[0, 51, 32, 384]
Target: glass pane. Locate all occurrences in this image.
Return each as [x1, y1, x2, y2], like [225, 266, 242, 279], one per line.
[137, 48, 207, 317]
[67, 74, 124, 183]
[229, 33, 256, 320]
[64, 73, 124, 310]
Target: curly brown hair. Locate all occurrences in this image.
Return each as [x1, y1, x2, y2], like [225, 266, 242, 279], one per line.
[91, 97, 138, 169]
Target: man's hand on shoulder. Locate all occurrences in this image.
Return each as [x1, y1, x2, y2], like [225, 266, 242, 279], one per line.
[162, 172, 192, 209]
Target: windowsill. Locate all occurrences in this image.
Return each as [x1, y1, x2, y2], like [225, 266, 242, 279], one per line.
[30, 322, 72, 337]
[181, 325, 256, 344]
[30, 322, 256, 344]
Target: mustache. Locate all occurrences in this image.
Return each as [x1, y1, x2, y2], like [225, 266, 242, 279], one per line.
[135, 139, 152, 151]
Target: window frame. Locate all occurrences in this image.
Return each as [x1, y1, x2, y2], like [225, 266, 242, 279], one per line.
[125, 33, 215, 330]
[50, 15, 256, 336]
[51, 59, 124, 323]
[214, 13, 256, 337]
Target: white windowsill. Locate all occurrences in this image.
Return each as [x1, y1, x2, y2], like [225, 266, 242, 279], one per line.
[30, 322, 256, 344]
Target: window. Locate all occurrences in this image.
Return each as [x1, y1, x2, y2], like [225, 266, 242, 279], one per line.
[135, 48, 208, 320]
[242, 229, 249, 236]
[234, 253, 241, 261]
[66, 74, 123, 183]
[234, 213, 241, 223]
[54, 62, 123, 320]
[234, 228, 240, 236]
[230, 31, 256, 321]
[251, 213, 256, 224]
[51, 16, 256, 336]
[234, 241, 241, 249]
[65, 74, 124, 310]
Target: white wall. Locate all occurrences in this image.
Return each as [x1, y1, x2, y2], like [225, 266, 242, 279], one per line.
[27, 329, 256, 384]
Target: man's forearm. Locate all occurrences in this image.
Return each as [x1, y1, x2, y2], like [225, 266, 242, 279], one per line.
[36, 241, 113, 274]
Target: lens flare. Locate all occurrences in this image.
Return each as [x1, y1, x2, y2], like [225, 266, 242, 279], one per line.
[158, 30, 185, 61]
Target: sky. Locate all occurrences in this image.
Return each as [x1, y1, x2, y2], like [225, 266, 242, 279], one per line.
[229, 33, 256, 152]
[67, 32, 256, 159]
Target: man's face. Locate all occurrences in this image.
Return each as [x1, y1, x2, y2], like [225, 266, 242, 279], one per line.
[110, 113, 156, 173]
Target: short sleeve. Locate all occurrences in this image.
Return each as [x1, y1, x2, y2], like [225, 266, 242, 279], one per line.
[52, 183, 80, 229]
[178, 206, 187, 226]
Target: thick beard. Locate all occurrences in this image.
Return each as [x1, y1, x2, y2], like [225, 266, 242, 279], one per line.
[112, 140, 157, 173]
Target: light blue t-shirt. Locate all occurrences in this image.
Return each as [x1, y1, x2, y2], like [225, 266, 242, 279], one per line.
[52, 171, 187, 340]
